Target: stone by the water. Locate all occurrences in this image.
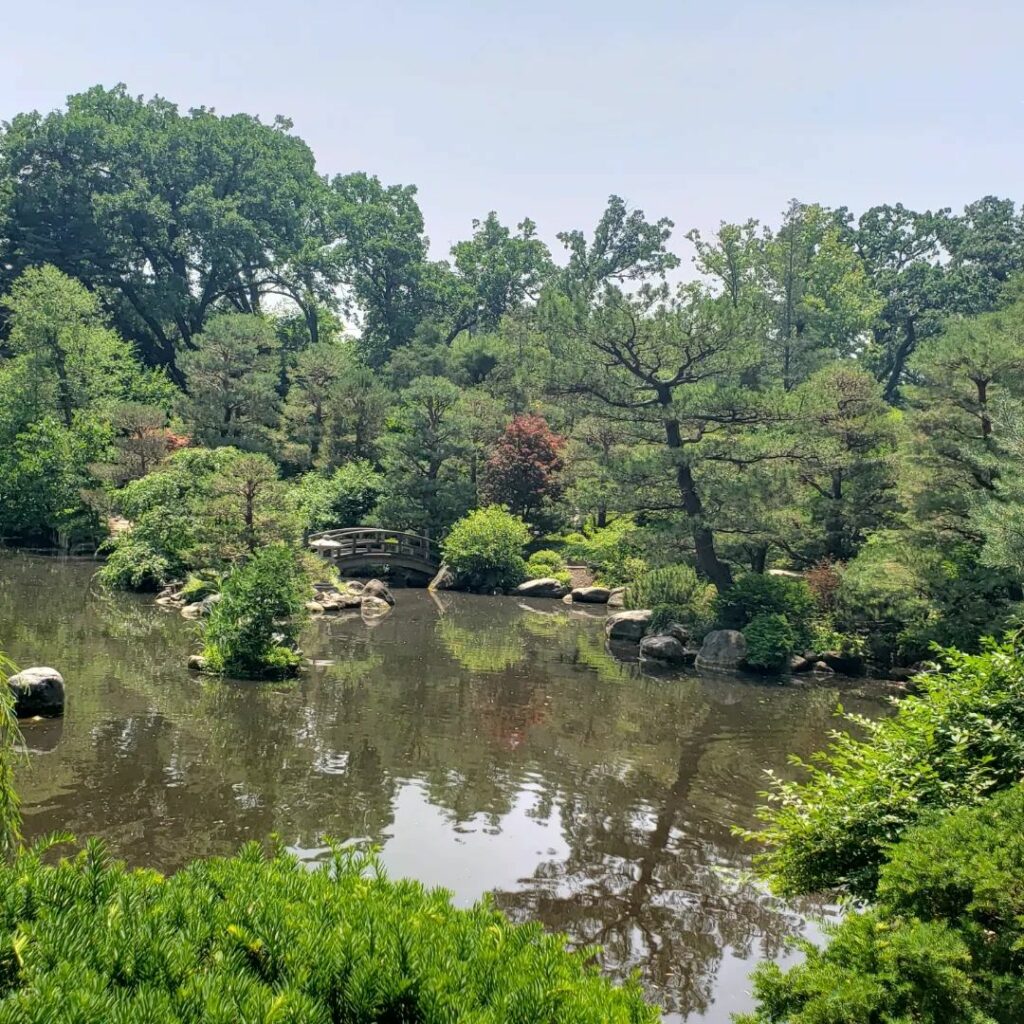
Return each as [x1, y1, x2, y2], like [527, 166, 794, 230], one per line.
[695, 630, 747, 672]
[605, 609, 652, 641]
[516, 577, 570, 598]
[572, 586, 611, 604]
[8, 667, 65, 717]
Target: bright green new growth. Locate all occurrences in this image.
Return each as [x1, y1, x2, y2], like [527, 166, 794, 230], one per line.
[525, 548, 571, 585]
[624, 564, 712, 619]
[743, 613, 796, 671]
[201, 545, 308, 679]
[0, 840, 658, 1023]
[746, 633, 1024, 899]
[739, 784, 1024, 1024]
[441, 505, 531, 592]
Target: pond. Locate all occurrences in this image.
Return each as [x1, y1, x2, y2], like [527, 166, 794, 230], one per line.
[0, 552, 886, 1021]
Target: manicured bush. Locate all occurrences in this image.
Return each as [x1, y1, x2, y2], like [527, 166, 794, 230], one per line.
[525, 548, 571, 586]
[441, 505, 530, 592]
[201, 544, 308, 679]
[739, 785, 1024, 1024]
[743, 613, 796, 671]
[96, 534, 173, 591]
[626, 564, 708, 612]
[745, 633, 1024, 899]
[0, 839, 658, 1024]
[560, 518, 649, 588]
[715, 573, 816, 650]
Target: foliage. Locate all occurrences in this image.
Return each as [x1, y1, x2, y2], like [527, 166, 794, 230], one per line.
[0, 649, 22, 857]
[178, 573, 221, 605]
[290, 461, 383, 533]
[625, 564, 713, 622]
[480, 414, 565, 524]
[715, 574, 817, 650]
[561, 519, 649, 588]
[745, 632, 1024, 899]
[0, 839, 657, 1023]
[201, 545, 308, 679]
[739, 785, 1024, 1024]
[525, 549, 571, 586]
[743, 614, 797, 671]
[648, 604, 692, 635]
[441, 506, 531, 592]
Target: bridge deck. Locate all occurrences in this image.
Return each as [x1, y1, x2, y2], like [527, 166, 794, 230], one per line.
[308, 528, 439, 572]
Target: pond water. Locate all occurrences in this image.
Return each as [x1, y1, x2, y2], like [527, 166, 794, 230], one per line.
[0, 552, 886, 1021]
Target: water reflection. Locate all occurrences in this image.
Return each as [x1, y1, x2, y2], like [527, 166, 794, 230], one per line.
[0, 552, 882, 1021]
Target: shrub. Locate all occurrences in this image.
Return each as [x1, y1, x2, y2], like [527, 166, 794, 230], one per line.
[290, 460, 383, 532]
[739, 785, 1024, 1024]
[744, 633, 1024, 899]
[441, 506, 530, 592]
[743, 613, 796, 671]
[648, 604, 691, 635]
[626, 564, 708, 613]
[716, 573, 816, 650]
[560, 518, 649, 587]
[0, 840, 658, 1024]
[178, 572, 221, 604]
[96, 534, 173, 591]
[201, 544, 308, 679]
[525, 548, 571, 586]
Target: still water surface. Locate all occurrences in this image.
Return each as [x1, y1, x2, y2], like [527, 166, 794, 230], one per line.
[0, 553, 884, 1021]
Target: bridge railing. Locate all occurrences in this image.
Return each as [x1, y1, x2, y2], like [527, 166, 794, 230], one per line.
[308, 528, 437, 565]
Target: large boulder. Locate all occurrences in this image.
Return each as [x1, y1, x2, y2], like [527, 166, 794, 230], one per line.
[515, 578, 569, 599]
[361, 579, 395, 606]
[639, 635, 694, 664]
[572, 586, 611, 604]
[8, 667, 65, 717]
[695, 630, 747, 672]
[361, 595, 392, 618]
[319, 589, 362, 611]
[605, 609, 652, 642]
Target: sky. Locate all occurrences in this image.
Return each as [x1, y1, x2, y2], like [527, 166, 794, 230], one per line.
[1, 0, 1021, 267]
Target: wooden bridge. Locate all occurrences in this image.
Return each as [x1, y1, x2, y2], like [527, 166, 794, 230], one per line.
[308, 528, 439, 575]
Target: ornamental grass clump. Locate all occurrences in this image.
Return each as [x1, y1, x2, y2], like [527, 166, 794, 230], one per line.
[745, 632, 1024, 899]
[0, 840, 659, 1024]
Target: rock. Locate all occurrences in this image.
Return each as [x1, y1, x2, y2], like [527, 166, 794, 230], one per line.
[8, 667, 65, 717]
[607, 588, 625, 609]
[187, 654, 207, 672]
[199, 593, 221, 616]
[666, 622, 690, 644]
[812, 660, 835, 676]
[361, 595, 392, 617]
[428, 564, 456, 591]
[362, 579, 395, 606]
[515, 577, 569, 599]
[821, 651, 864, 676]
[343, 580, 365, 593]
[605, 609, 652, 642]
[572, 586, 611, 604]
[790, 654, 814, 674]
[639, 635, 690, 663]
[180, 603, 203, 620]
[319, 590, 362, 611]
[695, 630, 747, 672]
[305, 601, 325, 615]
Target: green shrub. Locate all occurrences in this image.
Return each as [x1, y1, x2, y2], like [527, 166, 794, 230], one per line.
[739, 785, 1024, 1024]
[525, 549, 571, 586]
[178, 572, 221, 604]
[96, 534, 173, 591]
[201, 544, 308, 679]
[626, 564, 705, 610]
[560, 519, 649, 587]
[745, 633, 1024, 899]
[648, 604, 690, 635]
[290, 460, 383, 532]
[441, 506, 530, 592]
[743, 613, 796, 671]
[0, 839, 658, 1023]
[716, 573, 816, 650]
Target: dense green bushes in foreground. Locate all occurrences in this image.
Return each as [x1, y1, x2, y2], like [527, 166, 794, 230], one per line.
[0, 840, 656, 1023]
[739, 785, 1024, 1024]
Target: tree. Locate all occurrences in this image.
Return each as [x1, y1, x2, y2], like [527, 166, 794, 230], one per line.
[208, 453, 294, 557]
[0, 86, 337, 373]
[372, 376, 473, 535]
[480, 414, 565, 523]
[178, 314, 281, 452]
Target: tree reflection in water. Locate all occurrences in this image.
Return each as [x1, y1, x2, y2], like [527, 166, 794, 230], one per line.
[0, 553, 877, 1021]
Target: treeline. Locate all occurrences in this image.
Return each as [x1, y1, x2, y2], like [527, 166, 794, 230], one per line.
[3, 85, 1024, 664]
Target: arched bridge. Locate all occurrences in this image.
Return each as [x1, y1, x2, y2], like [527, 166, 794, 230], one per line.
[308, 528, 439, 575]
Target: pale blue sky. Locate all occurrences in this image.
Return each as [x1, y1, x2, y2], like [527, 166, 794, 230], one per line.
[2, 1, 1021, 264]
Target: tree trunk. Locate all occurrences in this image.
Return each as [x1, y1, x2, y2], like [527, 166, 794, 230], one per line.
[663, 418, 733, 593]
